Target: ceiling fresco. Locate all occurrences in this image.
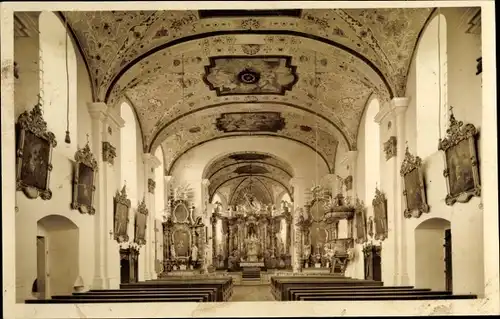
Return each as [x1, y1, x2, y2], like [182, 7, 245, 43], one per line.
[215, 112, 286, 133]
[158, 104, 340, 174]
[62, 8, 433, 173]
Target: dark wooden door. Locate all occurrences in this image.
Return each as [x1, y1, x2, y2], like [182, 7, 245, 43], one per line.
[373, 248, 382, 282]
[444, 229, 453, 292]
[120, 257, 129, 284]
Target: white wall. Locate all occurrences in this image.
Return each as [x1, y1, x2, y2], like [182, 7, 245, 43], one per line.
[404, 7, 484, 296]
[14, 12, 95, 302]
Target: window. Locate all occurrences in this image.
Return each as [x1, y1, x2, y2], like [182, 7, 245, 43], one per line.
[120, 102, 138, 207]
[416, 14, 448, 159]
[39, 12, 77, 157]
[154, 146, 165, 219]
[364, 98, 381, 202]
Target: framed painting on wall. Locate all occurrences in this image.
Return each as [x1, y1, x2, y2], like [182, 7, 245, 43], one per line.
[354, 205, 367, 244]
[438, 110, 481, 205]
[134, 197, 148, 246]
[400, 147, 430, 218]
[372, 188, 388, 240]
[71, 141, 98, 215]
[15, 101, 57, 200]
[114, 184, 131, 243]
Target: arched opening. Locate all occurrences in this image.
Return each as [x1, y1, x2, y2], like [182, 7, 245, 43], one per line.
[415, 217, 452, 292]
[416, 14, 448, 159]
[36, 215, 79, 299]
[120, 101, 138, 210]
[364, 97, 381, 203]
[39, 12, 78, 158]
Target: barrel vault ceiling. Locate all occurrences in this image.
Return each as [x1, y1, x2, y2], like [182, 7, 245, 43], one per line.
[61, 8, 434, 174]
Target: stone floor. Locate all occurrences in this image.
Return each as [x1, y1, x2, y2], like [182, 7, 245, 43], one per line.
[229, 284, 275, 301]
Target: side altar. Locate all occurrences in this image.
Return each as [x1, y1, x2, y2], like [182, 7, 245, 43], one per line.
[210, 195, 292, 271]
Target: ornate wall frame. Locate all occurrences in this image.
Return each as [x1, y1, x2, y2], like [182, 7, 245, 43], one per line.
[114, 184, 131, 243]
[134, 197, 149, 245]
[438, 111, 481, 205]
[15, 101, 57, 200]
[71, 142, 98, 215]
[400, 147, 430, 218]
[354, 205, 367, 244]
[372, 187, 388, 240]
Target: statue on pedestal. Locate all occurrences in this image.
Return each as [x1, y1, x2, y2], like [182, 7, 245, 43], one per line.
[245, 234, 260, 262]
[190, 244, 198, 268]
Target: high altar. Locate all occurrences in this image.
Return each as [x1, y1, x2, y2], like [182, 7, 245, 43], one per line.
[210, 196, 292, 270]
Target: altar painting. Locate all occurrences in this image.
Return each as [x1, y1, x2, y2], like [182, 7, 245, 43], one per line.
[172, 228, 191, 258]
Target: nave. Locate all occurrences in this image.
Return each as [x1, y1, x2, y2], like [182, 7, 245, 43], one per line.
[4, 3, 498, 317]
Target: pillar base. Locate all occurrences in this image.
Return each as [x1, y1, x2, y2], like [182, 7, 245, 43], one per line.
[400, 273, 410, 286]
[91, 277, 105, 290]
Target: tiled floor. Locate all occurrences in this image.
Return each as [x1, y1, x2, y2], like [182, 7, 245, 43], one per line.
[230, 284, 275, 301]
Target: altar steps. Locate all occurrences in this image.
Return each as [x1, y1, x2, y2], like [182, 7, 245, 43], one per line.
[242, 268, 261, 280]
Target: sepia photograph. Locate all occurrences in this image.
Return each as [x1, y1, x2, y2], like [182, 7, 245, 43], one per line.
[1, 1, 498, 318]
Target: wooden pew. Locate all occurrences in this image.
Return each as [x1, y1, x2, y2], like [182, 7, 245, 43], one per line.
[25, 296, 204, 303]
[52, 291, 213, 302]
[290, 290, 452, 301]
[271, 277, 383, 301]
[297, 294, 477, 301]
[285, 287, 429, 301]
[121, 277, 233, 301]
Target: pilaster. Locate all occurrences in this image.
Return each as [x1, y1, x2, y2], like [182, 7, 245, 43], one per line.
[103, 108, 124, 289]
[201, 178, 211, 270]
[393, 97, 410, 286]
[142, 153, 161, 280]
[290, 177, 308, 273]
[87, 102, 107, 289]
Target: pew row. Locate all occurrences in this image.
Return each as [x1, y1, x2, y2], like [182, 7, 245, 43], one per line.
[25, 277, 233, 304]
[271, 276, 477, 301]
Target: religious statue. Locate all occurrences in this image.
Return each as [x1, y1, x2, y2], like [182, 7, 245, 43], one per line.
[191, 244, 199, 267]
[245, 233, 260, 262]
[277, 237, 285, 256]
[170, 245, 176, 259]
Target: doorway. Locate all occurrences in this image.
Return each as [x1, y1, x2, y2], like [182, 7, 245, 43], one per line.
[414, 218, 451, 291]
[444, 229, 453, 292]
[36, 236, 47, 299]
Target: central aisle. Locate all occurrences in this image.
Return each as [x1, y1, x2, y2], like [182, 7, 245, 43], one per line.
[229, 284, 275, 301]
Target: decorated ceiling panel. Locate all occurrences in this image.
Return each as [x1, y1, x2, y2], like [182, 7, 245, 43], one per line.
[113, 34, 385, 151]
[157, 105, 340, 174]
[62, 8, 433, 174]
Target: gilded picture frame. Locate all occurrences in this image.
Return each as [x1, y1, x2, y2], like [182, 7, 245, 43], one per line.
[15, 101, 57, 200]
[71, 142, 98, 215]
[372, 188, 388, 240]
[438, 111, 481, 206]
[400, 147, 430, 218]
[134, 197, 148, 246]
[114, 184, 131, 243]
[354, 205, 367, 244]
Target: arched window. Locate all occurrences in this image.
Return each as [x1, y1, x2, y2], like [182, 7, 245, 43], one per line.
[120, 102, 138, 207]
[211, 193, 222, 205]
[416, 14, 448, 159]
[364, 98, 381, 203]
[154, 146, 165, 219]
[39, 12, 77, 158]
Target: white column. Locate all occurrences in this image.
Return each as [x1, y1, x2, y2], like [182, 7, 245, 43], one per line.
[290, 177, 308, 273]
[142, 153, 162, 280]
[201, 179, 211, 269]
[103, 108, 124, 289]
[393, 97, 410, 285]
[374, 100, 398, 286]
[2, 7, 16, 307]
[87, 102, 107, 289]
[163, 176, 173, 218]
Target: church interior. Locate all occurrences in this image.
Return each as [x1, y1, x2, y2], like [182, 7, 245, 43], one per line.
[3, 4, 499, 312]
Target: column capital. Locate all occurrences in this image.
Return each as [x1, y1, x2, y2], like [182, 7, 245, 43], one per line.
[164, 175, 174, 184]
[106, 108, 125, 129]
[391, 97, 410, 117]
[341, 150, 358, 165]
[374, 97, 410, 124]
[142, 153, 161, 169]
[87, 102, 107, 121]
[289, 176, 307, 187]
[201, 178, 211, 186]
